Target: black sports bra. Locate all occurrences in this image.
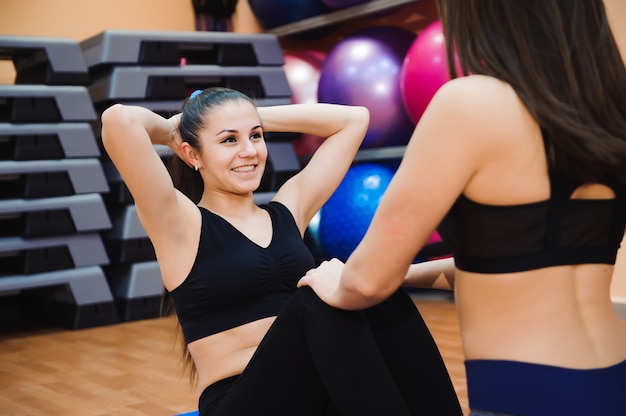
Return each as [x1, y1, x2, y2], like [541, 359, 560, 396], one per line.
[437, 169, 626, 274]
[169, 201, 315, 343]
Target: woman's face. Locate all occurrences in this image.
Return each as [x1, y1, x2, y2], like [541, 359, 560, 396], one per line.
[197, 99, 267, 195]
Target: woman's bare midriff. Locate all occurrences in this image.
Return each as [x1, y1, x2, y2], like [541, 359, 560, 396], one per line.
[188, 316, 276, 395]
[455, 263, 626, 369]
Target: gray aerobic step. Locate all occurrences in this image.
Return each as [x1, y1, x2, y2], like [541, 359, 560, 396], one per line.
[93, 97, 292, 116]
[105, 203, 147, 240]
[0, 85, 97, 122]
[102, 203, 156, 264]
[105, 260, 163, 299]
[0, 193, 112, 236]
[266, 142, 301, 172]
[88, 65, 292, 104]
[0, 122, 100, 160]
[99, 149, 174, 204]
[0, 265, 114, 305]
[0, 35, 90, 85]
[0, 158, 109, 198]
[104, 260, 164, 321]
[80, 29, 284, 68]
[0, 232, 109, 274]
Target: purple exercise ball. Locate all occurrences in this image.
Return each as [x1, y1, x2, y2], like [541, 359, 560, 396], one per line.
[317, 26, 416, 148]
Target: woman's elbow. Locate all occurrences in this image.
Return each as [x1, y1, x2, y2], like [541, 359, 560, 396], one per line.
[344, 271, 398, 306]
[353, 106, 370, 129]
[101, 103, 125, 125]
[100, 104, 128, 145]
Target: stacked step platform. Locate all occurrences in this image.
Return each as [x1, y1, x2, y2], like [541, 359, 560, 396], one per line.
[80, 30, 299, 322]
[0, 36, 118, 329]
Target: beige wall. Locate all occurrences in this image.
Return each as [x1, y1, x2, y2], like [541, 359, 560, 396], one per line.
[605, 0, 626, 63]
[604, 0, 626, 303]
[0, 0, 195, 83]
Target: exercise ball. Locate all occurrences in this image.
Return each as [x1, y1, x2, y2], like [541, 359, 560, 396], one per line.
[427, 230, 442, 245]
[248, 0, 330, 29]
[283, 49, 327, 156]
[319, 163, 395, 261]
[400, 20, 454, 124]
[419, 230, 452, 260]
[283, 49, 326, 105]
[317, 26, 416, 148]
[304, 210, 324, 258]
[321, 0, 371, 9]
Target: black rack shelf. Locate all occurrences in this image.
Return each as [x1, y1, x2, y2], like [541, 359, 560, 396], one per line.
[267, 0, 421, 38]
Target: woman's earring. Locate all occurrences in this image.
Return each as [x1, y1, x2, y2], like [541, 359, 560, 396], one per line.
[194, 164, 199, 172]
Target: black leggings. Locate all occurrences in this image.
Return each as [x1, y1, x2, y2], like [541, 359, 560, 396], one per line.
[199, 287, 463, 416]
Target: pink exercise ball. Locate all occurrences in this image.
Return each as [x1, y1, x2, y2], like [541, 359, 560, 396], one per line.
[426, 230, 452, 260]
[283, 49, 327, 156]
[400, 21, 453, 124]
[426, 230, 442, 245]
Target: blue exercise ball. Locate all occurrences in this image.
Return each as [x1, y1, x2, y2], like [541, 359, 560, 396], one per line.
[317, 26, 416, 149]
[319, 163, 395, 261]
[248, 0, 330, 29]
[304, 210, 325, 258]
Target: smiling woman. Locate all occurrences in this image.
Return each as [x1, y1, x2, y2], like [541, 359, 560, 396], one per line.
[167, 88, 268, 205]
[99, 87, 463, 416]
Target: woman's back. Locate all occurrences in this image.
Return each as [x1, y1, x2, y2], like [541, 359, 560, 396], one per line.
[437, 75, 626, 368]
[299, 2, 626, 414]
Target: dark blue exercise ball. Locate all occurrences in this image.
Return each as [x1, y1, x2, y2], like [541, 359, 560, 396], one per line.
[319, 163, 395, 261]
[248, 0, 330, 29]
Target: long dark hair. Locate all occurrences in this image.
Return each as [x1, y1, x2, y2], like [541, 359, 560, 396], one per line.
[436, 0, 626, 185]
[167, 87, 256, 203]
[166, 87, 255, 385]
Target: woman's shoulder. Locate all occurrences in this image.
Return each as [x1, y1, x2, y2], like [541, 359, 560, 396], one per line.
[440, 74, 510, 91]
[420, 75, 538, 160]
[431, 75, 529, 131]
[435, 75, 518, 108]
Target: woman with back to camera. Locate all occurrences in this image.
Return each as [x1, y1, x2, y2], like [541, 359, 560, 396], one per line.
[299, 1, 626, 415]
[100, 87, 463, 415]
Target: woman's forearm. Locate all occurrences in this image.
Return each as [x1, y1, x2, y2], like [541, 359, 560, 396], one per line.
[257, 103, 368, 138]
[403, 257, 456, 290]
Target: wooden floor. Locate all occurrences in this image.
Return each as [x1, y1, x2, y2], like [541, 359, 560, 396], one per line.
[0, 293, 469, 416]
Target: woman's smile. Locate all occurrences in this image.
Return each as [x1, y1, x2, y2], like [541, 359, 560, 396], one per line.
[232, 164, 257, 173]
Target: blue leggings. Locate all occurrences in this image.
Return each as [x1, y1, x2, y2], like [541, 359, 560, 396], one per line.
[198, 287, 463, 416]
[466, 358, 626, 416]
